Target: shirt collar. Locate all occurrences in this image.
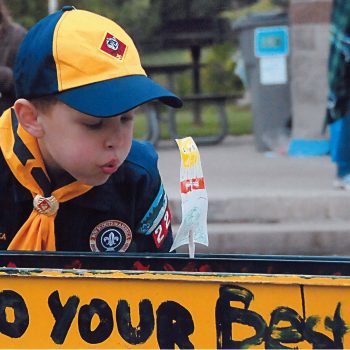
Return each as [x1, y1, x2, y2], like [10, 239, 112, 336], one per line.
[13, 167, 124, 212]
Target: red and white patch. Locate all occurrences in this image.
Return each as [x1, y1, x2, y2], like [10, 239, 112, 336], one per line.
[180, 177, 205, 194]
[100, 32, 127, 60]
[152, 207, 171, 248]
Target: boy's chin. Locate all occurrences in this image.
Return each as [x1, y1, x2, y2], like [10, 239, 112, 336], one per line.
[76, 175, 111, 187]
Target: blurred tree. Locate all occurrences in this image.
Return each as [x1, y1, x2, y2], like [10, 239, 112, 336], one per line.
[5, 0, 157, 47]
[5, 0, 48, 28]
[202, 43, 243, 94]
[272, 0, 289, 9]
[155, 0, 233, 20]
[231, 0, 258, 8]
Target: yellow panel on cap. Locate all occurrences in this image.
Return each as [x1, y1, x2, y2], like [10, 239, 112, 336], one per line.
[52, 10, 146, 92]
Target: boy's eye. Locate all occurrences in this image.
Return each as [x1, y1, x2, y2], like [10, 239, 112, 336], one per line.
[120, 114, 134, 124]
[84, 120, 103, 129]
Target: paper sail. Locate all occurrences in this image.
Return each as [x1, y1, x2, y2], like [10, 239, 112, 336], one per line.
[170, 137, 208, 257]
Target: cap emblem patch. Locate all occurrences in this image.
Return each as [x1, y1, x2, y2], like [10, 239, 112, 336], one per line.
[100, 33, 127, 60]
[90, 220, 132, 252]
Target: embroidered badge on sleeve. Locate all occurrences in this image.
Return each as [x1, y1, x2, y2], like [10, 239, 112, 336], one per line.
[136, 184, 171, 248]
[152, 206, 171, 248]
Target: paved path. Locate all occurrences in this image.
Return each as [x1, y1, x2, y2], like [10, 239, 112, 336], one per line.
[156, 136, 350, 255]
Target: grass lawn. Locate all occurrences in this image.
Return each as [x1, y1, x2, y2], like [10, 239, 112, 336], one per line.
[133, 103, 252, 141]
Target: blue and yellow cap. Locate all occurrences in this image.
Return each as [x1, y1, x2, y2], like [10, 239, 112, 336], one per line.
[14, 6, 182, 117]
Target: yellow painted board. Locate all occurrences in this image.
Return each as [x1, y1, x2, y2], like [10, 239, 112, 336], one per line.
[0, 269, 348, 349]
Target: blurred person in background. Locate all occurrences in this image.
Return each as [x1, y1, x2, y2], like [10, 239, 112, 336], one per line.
[327, 0, 350, 190]
[0, 0, 26, 114]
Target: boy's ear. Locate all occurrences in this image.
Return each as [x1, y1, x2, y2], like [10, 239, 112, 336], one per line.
[14, 99, 44, 138]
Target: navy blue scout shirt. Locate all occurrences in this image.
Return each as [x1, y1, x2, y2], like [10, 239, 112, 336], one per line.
[0, 140, 173, 252]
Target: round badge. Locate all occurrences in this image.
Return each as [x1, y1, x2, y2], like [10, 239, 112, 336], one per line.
[89, 220, 132, 252]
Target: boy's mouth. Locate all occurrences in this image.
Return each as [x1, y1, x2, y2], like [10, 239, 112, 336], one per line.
[101, 159, 118, 175]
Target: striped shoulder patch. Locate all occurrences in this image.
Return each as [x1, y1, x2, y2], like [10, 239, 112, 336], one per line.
[136, 184, 168, 236]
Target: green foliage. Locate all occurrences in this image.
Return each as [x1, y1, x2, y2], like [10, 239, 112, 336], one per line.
[154, 0, 235, 20]
[5, 0, 48, 28]
[222, 0, 285, 20]
[202, 43, 243, 94]
[271, 0, 289, 9]
[6, 0, 158, 42]
[5, 0, 163, 54]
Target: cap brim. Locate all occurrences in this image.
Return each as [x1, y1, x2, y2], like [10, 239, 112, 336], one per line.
[56, 75, 183, 117]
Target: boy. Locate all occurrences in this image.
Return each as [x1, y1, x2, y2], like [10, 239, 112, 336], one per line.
[0, 6, 182, 252]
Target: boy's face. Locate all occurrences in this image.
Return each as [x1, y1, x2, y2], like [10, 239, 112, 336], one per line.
[37, 101, 134, 186]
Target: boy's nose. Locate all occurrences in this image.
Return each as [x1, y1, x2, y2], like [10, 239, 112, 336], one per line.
[104, 124, 125, 149]
[105, 134, 121, 149]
